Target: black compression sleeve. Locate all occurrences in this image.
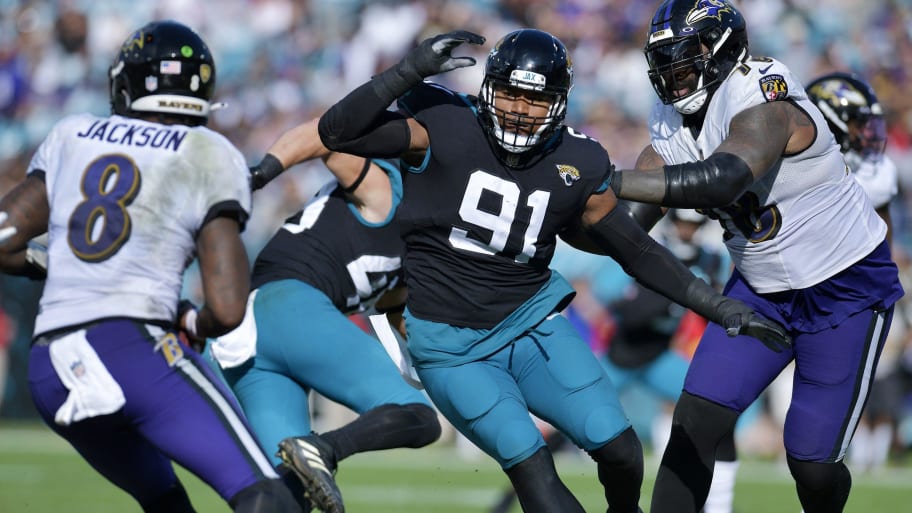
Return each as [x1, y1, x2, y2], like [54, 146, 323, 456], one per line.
[586, 208, 697, 306]
[585, 208, 731, 324]
[663, 152, 753, 208]
[616, 200, 665, 231]
[318, 81, 412, 157]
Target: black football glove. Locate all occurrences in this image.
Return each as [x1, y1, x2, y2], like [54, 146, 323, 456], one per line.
[406, 30, 485, 78]
[374, 30, 486, 104]
[716, 297, 792, 353]
[249, 153, 285, 191]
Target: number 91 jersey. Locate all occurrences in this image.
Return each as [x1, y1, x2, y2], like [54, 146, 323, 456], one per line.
[29, 113, 251, 336]
[396, 83, 613, 329]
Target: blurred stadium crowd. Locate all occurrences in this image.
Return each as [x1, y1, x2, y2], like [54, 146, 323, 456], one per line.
[1, 0, 912, 469]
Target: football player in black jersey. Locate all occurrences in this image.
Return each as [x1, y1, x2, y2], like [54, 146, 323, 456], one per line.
[208, 118, 442, 513]
[316, 28, 790, 513]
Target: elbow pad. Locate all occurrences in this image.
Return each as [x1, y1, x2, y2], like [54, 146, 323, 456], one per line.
[664, 152, 753, 208]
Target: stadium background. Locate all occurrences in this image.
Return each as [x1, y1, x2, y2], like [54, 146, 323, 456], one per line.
[0, 0, 910, 471]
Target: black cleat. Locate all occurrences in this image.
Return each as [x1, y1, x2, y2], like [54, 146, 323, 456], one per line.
[277, 434, 344, 513]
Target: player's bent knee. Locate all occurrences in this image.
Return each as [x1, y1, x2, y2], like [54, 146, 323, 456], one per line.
[587, 426, 643, 469]
[402, 402, 443, 447]
[229, 478, 302, 513]
[786, 455, 850, 491]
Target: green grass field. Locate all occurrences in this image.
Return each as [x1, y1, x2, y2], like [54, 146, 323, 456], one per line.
[1, 421, 909, 513]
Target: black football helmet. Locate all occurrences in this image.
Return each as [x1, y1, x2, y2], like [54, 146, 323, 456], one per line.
[478, 29, 572, 161]
[644, 0, 749, 115]
[109, 20, 216, 125]
[805, 72, 886, 158]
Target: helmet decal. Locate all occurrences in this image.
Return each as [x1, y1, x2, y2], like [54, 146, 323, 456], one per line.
[121, 30, 145, 52]
[686, 0, 734, 25]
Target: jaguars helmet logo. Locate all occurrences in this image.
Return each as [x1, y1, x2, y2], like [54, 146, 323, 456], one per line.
[686, 0, 734, 25]
[556, 164, 580, 186]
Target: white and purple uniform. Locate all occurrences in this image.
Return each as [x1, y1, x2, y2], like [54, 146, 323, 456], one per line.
[26, 113, 276, 503]
[649, 58, 904, 462]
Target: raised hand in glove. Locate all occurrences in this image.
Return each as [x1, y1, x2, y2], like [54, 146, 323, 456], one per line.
[716, 297, 792, 353]
[406, 30, 486, 77]
[375, 30, 486, 103]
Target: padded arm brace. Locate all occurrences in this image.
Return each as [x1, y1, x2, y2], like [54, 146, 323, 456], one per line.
[318, 82, 412, 158]
[585, 208, 731, 325]
[663, 152, 754, 208]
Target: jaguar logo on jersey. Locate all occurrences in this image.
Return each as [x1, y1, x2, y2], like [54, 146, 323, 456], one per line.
[759, 74, 788, 102]
[557, 164, 581, 186]
[685, 0, 733, 25]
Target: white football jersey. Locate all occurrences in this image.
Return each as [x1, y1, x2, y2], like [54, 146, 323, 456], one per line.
[649, 57, 886, 293]
[844, 150, 898, 210]
[29, 113, 251, 335]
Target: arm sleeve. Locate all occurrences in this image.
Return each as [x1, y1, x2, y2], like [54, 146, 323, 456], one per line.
[584, 207, 730, 325]
[318, 82, 412, 157]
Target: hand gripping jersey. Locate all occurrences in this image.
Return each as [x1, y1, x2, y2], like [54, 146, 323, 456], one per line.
[648, 57, 886, 293]
[397, 83, 613, 329]
[251, 160, 405, 315]
[30, 113, 251, 336]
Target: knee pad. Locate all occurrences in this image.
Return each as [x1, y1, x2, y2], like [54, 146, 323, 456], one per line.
[140, 482, 195, 513]
[786, 455, 851, 492]
[787, 456, 851, 513]
[673, 392, 739, 447]
[229, 479, 302, 513]
[587, 427, 643, 470]
[400, 402, 443, 447]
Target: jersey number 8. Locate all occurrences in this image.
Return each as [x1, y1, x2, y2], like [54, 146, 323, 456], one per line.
[68, 153, 142, 262]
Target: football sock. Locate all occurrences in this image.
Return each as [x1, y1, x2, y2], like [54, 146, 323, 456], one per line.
[320, 402, 440, 462]
[505, 446, 585, 513]
[787, 456, 851, 513]
[703, 460, 739, 513]
[588, 426, 644, 513]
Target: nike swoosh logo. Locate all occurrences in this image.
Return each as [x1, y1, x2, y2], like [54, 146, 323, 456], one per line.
[759, 63, 773, 74]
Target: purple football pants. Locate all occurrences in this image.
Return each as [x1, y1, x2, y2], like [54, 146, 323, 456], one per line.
[684, 241, 901, 462]
[28, 319, 277, 504]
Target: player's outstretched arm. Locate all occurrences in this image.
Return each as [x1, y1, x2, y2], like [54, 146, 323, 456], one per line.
[249, 118, 330, 190]
[611, 101, 810, 208]
[317, 30, 485, 159]
[579, 191, 791, 352]
[0, 175, 49, 277]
